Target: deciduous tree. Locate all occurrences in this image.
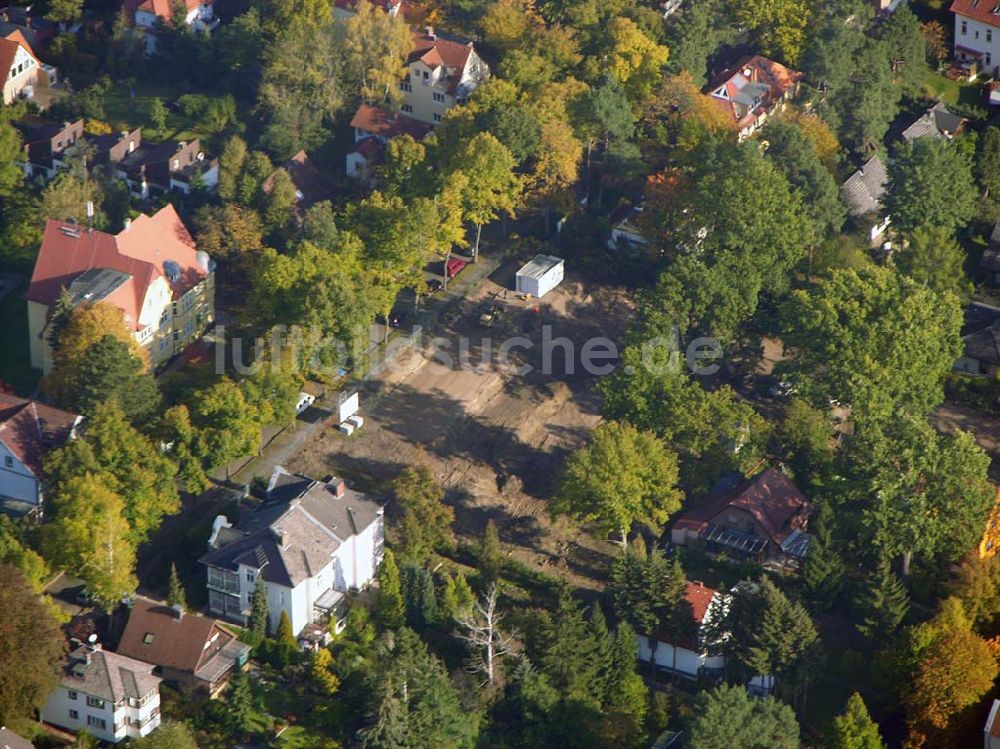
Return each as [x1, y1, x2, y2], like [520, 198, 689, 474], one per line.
[898, 225, 970, 298]
[341, 0, 411, 107]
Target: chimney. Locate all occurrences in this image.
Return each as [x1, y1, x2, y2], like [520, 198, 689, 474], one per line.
[328, 479, 346, 498]
[425, 25, 435, 39]
[172, 603, 184, 621]
[123, 217, 131, 231]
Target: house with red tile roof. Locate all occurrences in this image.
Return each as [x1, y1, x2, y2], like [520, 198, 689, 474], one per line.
[400, 27, 489, 125]
[670, 468, 811, 562]
[636, 580, 730, 680]
[951, 0, 1000, 76]
[346, 103, 432, 182]
[129, 0, 217, 54]
[263, 150, 331, 209]
[0, 394, 80, 517]
[1, 29, 42, 104]
[26, 204, 215, 374]
[704, 55, 803, 141]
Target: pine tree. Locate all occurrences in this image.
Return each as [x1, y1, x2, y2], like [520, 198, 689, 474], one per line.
[828, 692, 886, 749]
[854, 559, 909, 643]
[166, 562, 187, 611]
[803, 533, 845, 612]
[603, 622, 648, 747]
[248, 577, 269, 643]
[540, 585, 600, 705]
[377, 550, 405, 629]
[276, 610, 296, 647]
[454, 571, 476, 617]
[227, 666, 253, 734]
[478, 520, 503, 586]
[588, 603, 613, 701]
[419, 569, 438, 627]
[439, 572, 459, 623]
[310, 648, 341, 696]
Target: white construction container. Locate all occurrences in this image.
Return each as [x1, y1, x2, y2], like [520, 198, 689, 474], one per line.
[515, 254, 564, 298]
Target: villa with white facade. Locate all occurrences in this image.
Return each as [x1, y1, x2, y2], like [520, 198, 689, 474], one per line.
[132, 0, 217, 53]
[40, 643, 162, 744]
[952, 0, 1000, 77]
[637, 581, 730, 680]
[400, 28, 489, 125]
[200, 466, 385, 636]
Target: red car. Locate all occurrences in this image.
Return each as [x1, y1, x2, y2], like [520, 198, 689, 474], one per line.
[446, 257, 468, 278]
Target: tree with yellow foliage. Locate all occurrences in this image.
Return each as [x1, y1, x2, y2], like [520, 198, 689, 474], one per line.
[605, 18, 669, 101]
[45, 301, 149, 407]
[784, 109, 842, 176]
[342, 0, 411, 108]
[735, 0, 811, 66]
[479, 0, 542, 54]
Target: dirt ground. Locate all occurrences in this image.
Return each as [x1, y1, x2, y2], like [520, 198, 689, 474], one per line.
[290, 262, 635, 589]
[932, 402, 1000, 481]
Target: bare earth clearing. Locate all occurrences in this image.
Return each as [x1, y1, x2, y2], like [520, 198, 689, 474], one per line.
[290, 264, 635, 589]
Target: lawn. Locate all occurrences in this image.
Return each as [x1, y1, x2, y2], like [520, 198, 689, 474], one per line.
[922, 68, 983, 107]
[0, 275, 40, 396]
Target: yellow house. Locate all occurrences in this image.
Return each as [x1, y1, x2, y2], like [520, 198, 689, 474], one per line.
[25, 205, 215, 374]
[400, 28, 489, 125]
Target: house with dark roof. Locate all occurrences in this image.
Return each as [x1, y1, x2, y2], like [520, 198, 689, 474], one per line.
[87, 127, 142, 169]
[901, 101, 966, 142]
[13, 115, 83, 181]
[0, 727, 35, 749]
[346, 104, 432, 182]
[26, 204, 215, 373]
[116, 597, 250, 696]
[40, 643, 162, 744]
[955, 302, 1000, 376]
[636, 580, 730, 680]
[400, 27, 489, 125]
[670, 468, 811, 563]
[0, 394, 80, 517]
[980, 221, 1000, 285]
[951, 0, 1000, 77]
[200, 466, 385, 636]
[116, 138, 218, 198]
[704, 55, 803, 141]
[263, 150, 330, 210]
[840, 155, 891, 243]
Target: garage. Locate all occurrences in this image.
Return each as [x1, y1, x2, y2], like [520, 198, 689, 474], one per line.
[515, 254, 565, 298]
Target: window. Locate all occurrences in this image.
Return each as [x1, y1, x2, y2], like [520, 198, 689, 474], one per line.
[988, 52, 994, 65]
[433, 113, 442, 123]
[143, 632, 155, 644]
[159, 338, 169, 352]
[401, 104, 413, 113]
[400, 81, 412, 92]
[432, 92, 445, 103]
[989, 29, 994, 41]
[87, 716, 106, 730]
[68, 690, 78, 700]
[962, 19, 968, 34]
[86, 696, 104, 708]
[246, 571, 255, 583]
[422, 71, 429, 80]
[4, 455, 12, 468]
[69, 709, 79, 719]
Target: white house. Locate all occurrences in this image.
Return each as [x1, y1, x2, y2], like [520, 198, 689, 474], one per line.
[0, 29, 42, 104]
[133, 0, 217, 53]
[607, 204, 648, 252]
[636, 581, 729, 680]
[40, 643, 162, 744]
[200, 466, 385, 636]
[985, 699, 1000, 749]
[951, 0, 1000, 77]
[0, 395, 80, 518]
[400, 28, 489, 125]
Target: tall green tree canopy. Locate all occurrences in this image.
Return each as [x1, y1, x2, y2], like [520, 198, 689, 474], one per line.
[687, 684, 800, 749]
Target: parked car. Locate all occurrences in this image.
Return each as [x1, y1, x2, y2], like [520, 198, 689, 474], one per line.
[446, 257, 468, 278]
[479, 303, 504, 327]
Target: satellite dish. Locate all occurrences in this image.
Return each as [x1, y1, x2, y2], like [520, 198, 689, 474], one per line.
[87, 634, 98, 644]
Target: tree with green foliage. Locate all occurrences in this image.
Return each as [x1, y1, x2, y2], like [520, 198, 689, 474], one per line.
[554, 421, 682, 547]
[605, 621, 648, 738]
[478, 519, 503, 587]
[248, 577, 269, 642]
[217, 135, 248, 203]
[260, 168, 297, 233]
[0, 517, 48, 593]
[276, 610, 296, 647]
[853, 558, 909, 642]
[147, 98, 168, 134]
[781, 266, 962, 424]
[827, 693, 886, 749]
[978, 126, 1000, 219]
[392, 466, 455, 561]
[377, 549, 405, 629]
[726, 578, 819, 706]
[879, 5, 927, 98]
[884, 137, 977, 239]
[132, 721, 199, 749]
[897, 225, 971, 299]
[664, 0, 728, 85]
[188, 380, 261, 476]
[167, 562, 187, 611]
[45, 0, 84, 24]
[687, 684, 800, 749]
[159, 405, 210, 494]
[45, 400, 178, 544]
[603, 17, 670, 100]
[340, 0, 411, 107]
[802, 503, 845, 611]
[0, 112, 25, 197]
[44, 474, 137, 607]
[538, 585, 601, 704]
[0, 565, 65, 725]
[778, 399, 833, 480]
[67, 334, 161, 422]
[226, 666, 253, 734]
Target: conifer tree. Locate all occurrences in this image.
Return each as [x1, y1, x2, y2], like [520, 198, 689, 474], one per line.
[478, 520, 503, 587]
[828, 692, 886, 749]
[276, 610, 296, 647]
[310, 648, 341, 696]
[454, 571, 476, 617]
[226, 666, 253, 734]
[854, 559, 909, 643]
[803, 504, 845, 611]
[248, 577, 269, 643]
[377, 550, 405, 629]
[588, 603, 613, 700]
[540, 586, 600, 705]
[605, 622, 648, 724]
[166, 562, 187, 611]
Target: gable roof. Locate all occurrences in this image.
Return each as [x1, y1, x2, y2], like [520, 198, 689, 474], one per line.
[136, 0, 210, 19]
[951, 0, 1000, 27]
[0, 394, 79, 477]
[0, 728, 35, 749]
[672, 468, 811, 546]
[262, 151, 329, 208]
[840, 155, 888, 217]
[408, 29, 474, 70]
[350, 104, 432, 140]
[706, 55, 803, 129]
[902, 102, 965, 141]
[59, 644, 161, 703]
[0, 29, 38, 78]
[200, 467, 384, 587]
[962, 304, 1000, 366]
[683, 581, 718, 625]
[26, 204, 206, 330]
[117, 597, 249, 679]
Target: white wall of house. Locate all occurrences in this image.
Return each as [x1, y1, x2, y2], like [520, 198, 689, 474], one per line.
[636, 635, 725, 679]
[400, 51, 487, 125]
[346, 150, 371, 179]
[40, 685, 161, 743]
[0, 441, 40, 505]
[955, 14, 1000, 76]
[3, 44, 38, 104]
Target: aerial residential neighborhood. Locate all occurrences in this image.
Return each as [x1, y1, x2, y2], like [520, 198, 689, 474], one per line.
[2, 0, 1000, 747]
